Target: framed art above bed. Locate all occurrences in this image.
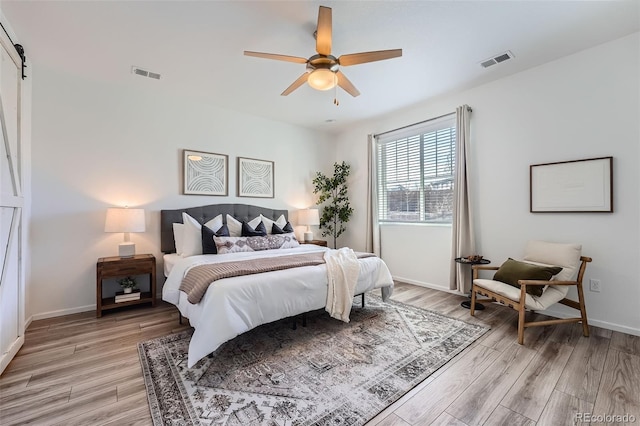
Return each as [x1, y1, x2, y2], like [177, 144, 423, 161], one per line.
[237, 157, 274, 198]
[183, 149, 228, 196]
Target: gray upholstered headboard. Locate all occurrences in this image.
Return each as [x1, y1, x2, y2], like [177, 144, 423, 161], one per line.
[160, 203, 289, 253]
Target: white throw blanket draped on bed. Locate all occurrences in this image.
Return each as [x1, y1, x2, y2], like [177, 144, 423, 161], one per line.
[324, 247, 360, 322]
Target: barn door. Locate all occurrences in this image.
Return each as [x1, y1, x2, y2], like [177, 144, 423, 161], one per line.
[0, 27, 24, 375]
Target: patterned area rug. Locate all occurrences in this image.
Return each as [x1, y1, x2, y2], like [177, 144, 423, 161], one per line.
[138, 295, 488, 425]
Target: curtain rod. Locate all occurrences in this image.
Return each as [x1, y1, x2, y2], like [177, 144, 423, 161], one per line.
[373, 106, 472, 138]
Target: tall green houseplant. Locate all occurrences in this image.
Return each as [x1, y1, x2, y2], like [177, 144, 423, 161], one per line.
[312, 161, 354, 248]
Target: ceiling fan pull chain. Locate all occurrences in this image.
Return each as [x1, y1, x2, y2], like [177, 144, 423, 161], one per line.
[333, 73, 339, 106]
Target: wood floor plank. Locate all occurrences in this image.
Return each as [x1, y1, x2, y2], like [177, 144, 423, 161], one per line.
[476, 311, 519, 352]
[394, 343, 500, 425]
[24, 346, 139, 389]
[537, 390, 593, 426]
[0, 387, 71, 423]
[592, 349, 640, 422]
[485, 405, 535, 426]
[610, 331, 640, 356]
[100, 405, 152, 426]
[69, 364, 142, 400]
[368, 413, 411, 426]
[555, 334, 609, 403]
[4, 386, 117, 425]
[501, 341, 574, 420]
[444, 342, 537, 425]
[57, 393, 149, 426]
[430, 411, 469, 426]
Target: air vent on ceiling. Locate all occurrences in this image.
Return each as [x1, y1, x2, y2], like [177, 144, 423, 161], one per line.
[131, 66, 161, 80]
[480, 50, 514, 68]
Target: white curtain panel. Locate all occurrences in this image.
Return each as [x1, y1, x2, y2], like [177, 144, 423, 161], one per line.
[366, 134, 381, 256]
[450, 105, 476, 292]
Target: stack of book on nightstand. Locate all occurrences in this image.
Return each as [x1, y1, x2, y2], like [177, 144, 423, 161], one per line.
[115, 289, 141, 303]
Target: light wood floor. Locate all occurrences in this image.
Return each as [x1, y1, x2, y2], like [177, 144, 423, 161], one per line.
[1, 282, 638, 425]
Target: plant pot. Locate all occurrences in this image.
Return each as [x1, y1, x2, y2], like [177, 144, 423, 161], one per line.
[124, 288, 132, 294]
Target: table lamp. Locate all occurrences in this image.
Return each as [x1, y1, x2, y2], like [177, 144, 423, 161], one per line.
[104, 207, 145, 257]
[298, 208, 320, 242]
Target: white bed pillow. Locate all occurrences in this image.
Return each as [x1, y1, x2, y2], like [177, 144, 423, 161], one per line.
[226, 214, 262, 237]
[181, 213, 224, 257]
[172, 223, 185, 255]
[260, 214, 287, 234]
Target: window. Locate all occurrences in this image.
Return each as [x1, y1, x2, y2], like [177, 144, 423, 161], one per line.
[376, 114, 456, 223]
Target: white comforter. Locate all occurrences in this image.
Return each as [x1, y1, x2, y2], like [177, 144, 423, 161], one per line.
[163, 244, 394, 367]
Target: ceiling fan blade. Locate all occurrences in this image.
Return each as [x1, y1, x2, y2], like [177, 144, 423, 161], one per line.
[338, 49, 403, 66]
[336, 71, 360, 97]
[315, 6, 332, 56]
[281, 72, 310, 96]
[244, 51, 307, 64]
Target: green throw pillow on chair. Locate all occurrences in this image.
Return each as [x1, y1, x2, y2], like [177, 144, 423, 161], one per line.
[493, 258, 562, 297]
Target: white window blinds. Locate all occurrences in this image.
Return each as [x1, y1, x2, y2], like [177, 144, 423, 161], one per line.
[376, 114, 456, 223]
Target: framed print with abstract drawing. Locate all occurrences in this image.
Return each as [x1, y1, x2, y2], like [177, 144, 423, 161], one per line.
[237, 157, 274, 198]
[183, 150, 228, 196]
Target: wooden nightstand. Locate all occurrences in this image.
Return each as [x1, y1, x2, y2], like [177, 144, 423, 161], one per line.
[301, 240, 328, 247]
[96, 254, 156, 317]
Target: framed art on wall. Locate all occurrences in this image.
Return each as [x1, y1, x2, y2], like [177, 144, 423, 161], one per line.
[530, 156, 613, 213]
[183, 150, 228, 196]
[237, 157, 274, 198]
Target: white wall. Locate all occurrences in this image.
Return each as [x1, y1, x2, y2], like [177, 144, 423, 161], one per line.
[28, 65, 332, 320]
[334, 33, 640, 335]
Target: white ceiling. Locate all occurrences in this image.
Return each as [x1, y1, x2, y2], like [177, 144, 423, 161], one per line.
[2, 1, 639, 133]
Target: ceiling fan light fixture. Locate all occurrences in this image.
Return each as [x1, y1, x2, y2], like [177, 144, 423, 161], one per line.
[307, 68, 336, 91]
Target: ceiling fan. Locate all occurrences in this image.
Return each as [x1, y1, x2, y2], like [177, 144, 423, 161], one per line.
[244, 6, 402, 99]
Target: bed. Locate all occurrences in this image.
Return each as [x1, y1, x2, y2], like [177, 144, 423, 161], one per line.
[160, 203, 394, 367]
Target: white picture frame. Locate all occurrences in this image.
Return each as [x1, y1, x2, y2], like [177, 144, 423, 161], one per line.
[530, 157, 613, 213]
[183, 150, 228, 196]
[237, 157, 274, 198]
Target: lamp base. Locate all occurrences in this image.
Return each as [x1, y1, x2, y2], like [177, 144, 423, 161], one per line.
[119, 242, 135, 258]
[303, 231, 313, 242]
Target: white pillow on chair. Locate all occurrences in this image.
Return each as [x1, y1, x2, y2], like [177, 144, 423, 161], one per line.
[523, 240, 581, 281]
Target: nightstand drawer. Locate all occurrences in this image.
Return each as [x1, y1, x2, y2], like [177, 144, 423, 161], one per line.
[99, 262, 153, 277]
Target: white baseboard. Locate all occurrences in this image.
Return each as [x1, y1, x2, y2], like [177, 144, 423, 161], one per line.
[25, 315, 33, 331]
[30, 304, 95, 321]
[392, 275, 463, 295]
[542, 307, 640, 337]
[1, 335, 25, 375]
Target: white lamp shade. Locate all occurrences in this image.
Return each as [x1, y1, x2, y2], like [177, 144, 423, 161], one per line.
[298, 208, 320, 226]
[104, 208, 146, 233]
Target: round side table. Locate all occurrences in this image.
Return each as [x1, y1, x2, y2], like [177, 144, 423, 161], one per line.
[455, 257, 491, 310]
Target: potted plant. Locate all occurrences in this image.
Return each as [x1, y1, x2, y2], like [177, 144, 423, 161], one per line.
[312, 161, 354, 248]
[118, 276, 137, 294]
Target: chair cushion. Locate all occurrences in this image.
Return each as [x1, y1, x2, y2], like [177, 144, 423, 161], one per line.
[523, 240, 581, 282]
[474, 278, 569, 311]
[493, 258, 562, 297]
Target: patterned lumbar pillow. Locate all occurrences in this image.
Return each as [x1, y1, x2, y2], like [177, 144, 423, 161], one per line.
[493, 258, 562, 297]
[214, 233, 300, 254]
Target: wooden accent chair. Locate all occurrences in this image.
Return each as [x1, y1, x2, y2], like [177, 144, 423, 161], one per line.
[470, 240, 591, 345]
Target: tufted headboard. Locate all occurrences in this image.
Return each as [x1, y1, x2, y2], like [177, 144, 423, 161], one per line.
[160, 203, 289, 253]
